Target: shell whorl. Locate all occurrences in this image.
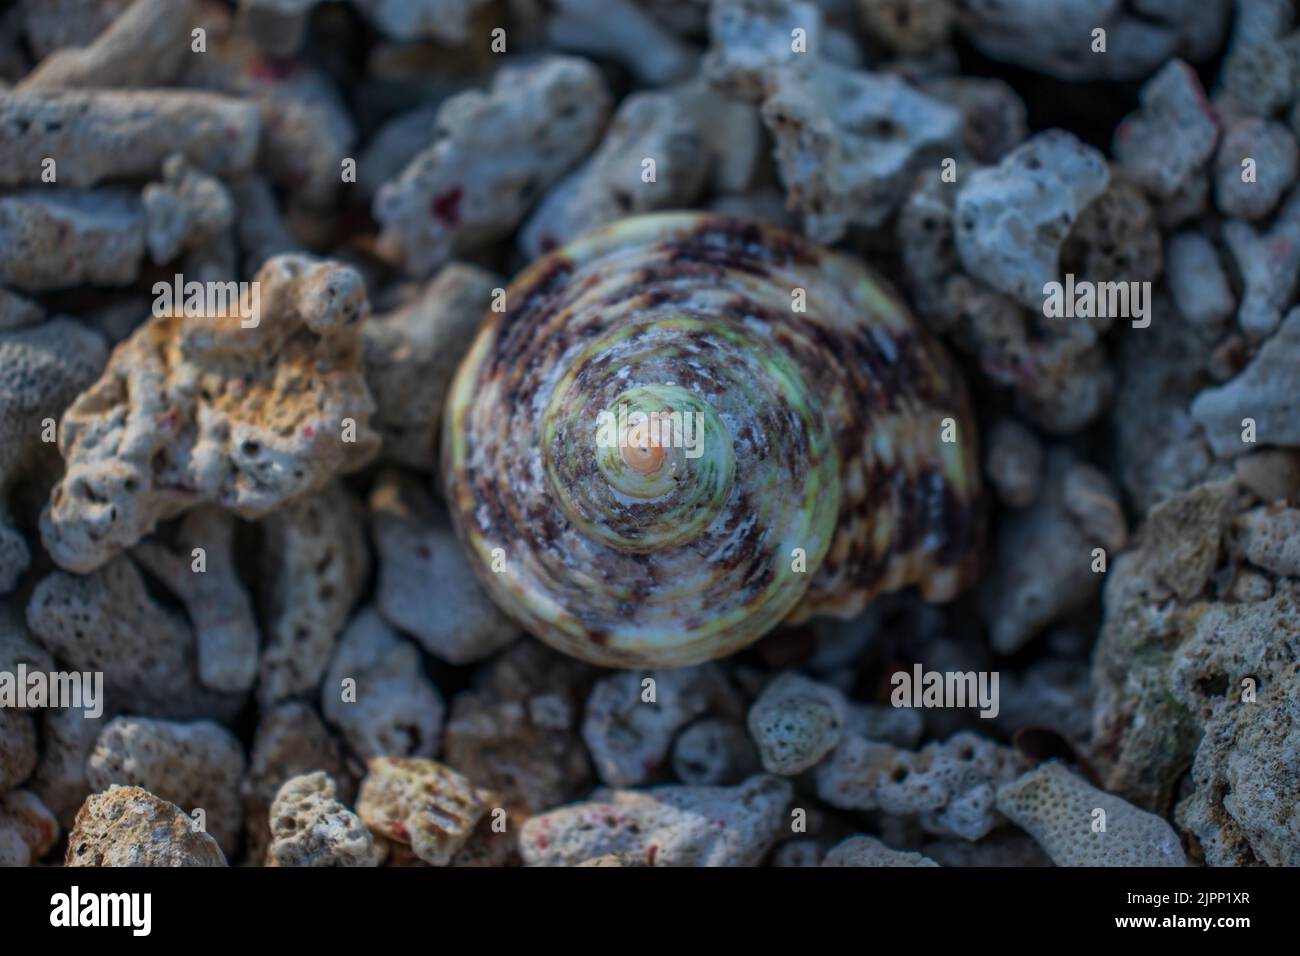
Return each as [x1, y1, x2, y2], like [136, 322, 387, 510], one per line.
[442, 213, 982, 668]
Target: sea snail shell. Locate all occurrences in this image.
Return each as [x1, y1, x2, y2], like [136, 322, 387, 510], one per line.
[442, 213, 983, 668]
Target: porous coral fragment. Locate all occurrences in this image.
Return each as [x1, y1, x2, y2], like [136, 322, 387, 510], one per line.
[40, 254, 379, 574]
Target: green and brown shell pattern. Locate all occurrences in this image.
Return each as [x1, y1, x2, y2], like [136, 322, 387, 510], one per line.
[442, 212, 983, 668]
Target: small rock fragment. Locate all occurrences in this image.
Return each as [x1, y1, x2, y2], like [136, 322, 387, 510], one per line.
[27, 555, 235, 719]
[28, 707, 104, 828]
[322, 606, 445, 759]
[582, 664, 737, 787]
[0, 318, 106, 591]
[241, 701, 348, 865]
[258, 481, 371, 706]
[1236, 506, 1300, 576]
[266, 771, 379, 867]
[142, 155, 236, 266]
[0, 708, 37, 792]
[672, 718, 760, 786]
[374, 56, 610, 276]
[983, 419, 1042, 508]
[20, 0, 199, 90]
[703, 0, 823, 102]
[65, 785, 226, 866]
[0, 190, 145, 292]
[40, 254, 379, 574]
[955, 131, 1110, 308]
[957, 0, 1230, 82]
[85, 716, 246, 856]
[1164, 231, 1235, 332]
[520, 774, 792, 866]
[0, 789, 59, 866]
[762, 63, 961, 241]
[822, 835, 940, 867]
[817, 731, 1023, 841]
[1214, 116, 1298, 220]
[746, 673, 846, 776]
[1113, 60, 1219, 201]
[1144, 479, 1235, 600]
[370, 470, 516, 664]
[1221, 194, 1300, 338]
[443, 641, 594, 820]
[1191, 308, 1300, 456]
[355, 757, 493, 866]
[363, 264, 498, 469]
[519, 86, 723, 258]
[980, 450, 1114, 654]
[545, 0, 698, 85]
[996, 762, 1186, 866]
[0, 89, 261, 188]
[1234, 449, 1300, 502]
[132, 507, 259, 695]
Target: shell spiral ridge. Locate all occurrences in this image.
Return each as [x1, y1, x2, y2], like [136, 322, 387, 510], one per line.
[443, 213, 982, 667]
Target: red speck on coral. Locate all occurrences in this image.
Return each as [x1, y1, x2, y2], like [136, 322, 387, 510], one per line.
[390, 819, 410, 841]
[536, 835, 549, 849]
[431, 187, 463, 227]
[646, 845, 658, 865]
[302, 424, 316, 439]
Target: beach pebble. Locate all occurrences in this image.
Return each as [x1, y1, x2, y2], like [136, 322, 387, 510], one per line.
[355, 757, 493, 865]
[363, 264, 498, 469]
[1164, 231, 1235, 331]
[374, 56, 610, 276]
[27, 555, 236, 719]
[1236, 506, 1300, 576]
[1191, 308, 1300, 455]
[822, 835, 940, 867]
[672, 718, 760, 786]
[0, 708, 36, 793]
[266, 771, 380, 867]
[746, 673, 846, 776]
[257, 481, 372, 706]
[582, 663, 738, 787]
[520, 774, 792, 866]
[132, 507, 259, 695]
[1220, 192, 1300, 338]
[0, 318, 106, 591]
[20, 0, 199, 90]
[1113, 60, 1219, 201]
[0, 89, 260, 187]
[954, 131, 1110, 309]
[997, 761, 1186, 866]
[241, 701, 348, 865]
[980, 450, 1115, 654]
[85, 716, 246, 856]
[322, 606, 445, 759]
[1214, 116, 1298, 220]
[763, 63, 960, 242]
[0, 789, 59, 866]
[544, 0, 698, 86]
[983, 419, 1042, 508]
[40, 254, 379, 575]
[0, 190, 145, 292]
[65, 785, 227, 866]
[817, 731, 1023, 841]
[443, 642, 594, 820]
[370, 470, 517, 664]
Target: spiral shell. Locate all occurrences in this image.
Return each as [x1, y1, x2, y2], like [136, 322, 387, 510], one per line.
[442, 213, 982, 667]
